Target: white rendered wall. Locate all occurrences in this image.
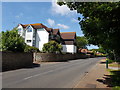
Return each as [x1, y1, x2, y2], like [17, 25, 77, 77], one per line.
[62, 45, 77, 54]
[74, 46, 77, 53]
[36, 28, 49, 51]
[25, 26, 34, 46]
[17, 25, 25, 38]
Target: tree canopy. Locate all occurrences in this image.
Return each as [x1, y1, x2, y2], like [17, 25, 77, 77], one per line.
[1, 28, 26, 52]
[76, 36, 88, 49]
[58, 2, 120, 61]
[42, 40, 62, 53]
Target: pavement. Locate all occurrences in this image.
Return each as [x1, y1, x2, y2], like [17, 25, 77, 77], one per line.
[74, 59, 112, 89]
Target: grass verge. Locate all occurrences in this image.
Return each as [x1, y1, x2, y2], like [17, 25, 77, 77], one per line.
[107, 69, 120, 89]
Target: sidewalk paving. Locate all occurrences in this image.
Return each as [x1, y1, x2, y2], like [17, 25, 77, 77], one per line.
[74, 60, 112, 89]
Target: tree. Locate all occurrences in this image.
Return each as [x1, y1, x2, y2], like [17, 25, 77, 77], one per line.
[1, 28, 26, 52]
[42, 40, 62, 53]
[58, 2, 120, 62]
[76, 36, 88, 49]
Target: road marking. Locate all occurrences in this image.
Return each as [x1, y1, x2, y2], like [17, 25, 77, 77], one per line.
[24, 70, 54, 80]
[24, 59, 93, 80]
[23, 62, 84, 80]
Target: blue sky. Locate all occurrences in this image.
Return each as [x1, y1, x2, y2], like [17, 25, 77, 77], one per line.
[2, 2, 99, 49]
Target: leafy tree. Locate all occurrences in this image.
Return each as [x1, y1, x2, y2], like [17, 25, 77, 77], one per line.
[76, 36, 88, 49]
[58, 2, 120, 62]
[1, 28, 26, 52]
[42, 40, 62, 53]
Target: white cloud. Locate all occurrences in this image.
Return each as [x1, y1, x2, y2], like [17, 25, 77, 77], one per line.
[71, 18, 79, 23]
[47, 18, 55, 27]
[47, 18, 69, 29]
[51, 1, 77, 16]
[57, 24, 69, 29]
[47, 18, 55, 26]
[15, 13, 23, 19]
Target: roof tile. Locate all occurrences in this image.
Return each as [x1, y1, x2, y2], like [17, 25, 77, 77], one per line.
[60, 32, 76, 39]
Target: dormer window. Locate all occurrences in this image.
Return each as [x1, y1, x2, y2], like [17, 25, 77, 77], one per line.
[27, 26, 32, 32]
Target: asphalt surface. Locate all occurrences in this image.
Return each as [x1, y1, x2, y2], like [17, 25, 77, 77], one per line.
[2, 57, 103, 88]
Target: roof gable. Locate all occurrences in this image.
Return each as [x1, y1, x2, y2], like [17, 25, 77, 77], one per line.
[52, 29, 60, 35]
[19, 23, 47, 29]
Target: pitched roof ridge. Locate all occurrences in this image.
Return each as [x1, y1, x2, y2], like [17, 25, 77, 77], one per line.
[21, 23, 42, 26]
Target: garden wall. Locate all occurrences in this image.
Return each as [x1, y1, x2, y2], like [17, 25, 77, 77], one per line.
[1, 51, 33, 71]
[34, 53, 89, 62]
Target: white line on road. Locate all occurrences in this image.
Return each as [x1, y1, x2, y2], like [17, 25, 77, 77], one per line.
[24, 70, 54, 80]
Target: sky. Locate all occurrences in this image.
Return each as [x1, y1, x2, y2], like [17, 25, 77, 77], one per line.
[2, 1, 99, 49]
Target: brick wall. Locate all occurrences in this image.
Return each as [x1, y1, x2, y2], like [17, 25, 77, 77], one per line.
[1, 51, 33, 71]
[34, 53, 89, 62]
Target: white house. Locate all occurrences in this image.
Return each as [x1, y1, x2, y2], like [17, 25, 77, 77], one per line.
[60, 32, 77, 54]
[17, 23, 77, 53]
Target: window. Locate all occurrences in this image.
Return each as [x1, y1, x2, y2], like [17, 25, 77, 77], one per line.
[33, 40, 35, 46]
[27, 26, 32, 32]
[26, 40, 31, 43]
[27, 29, 32, 32]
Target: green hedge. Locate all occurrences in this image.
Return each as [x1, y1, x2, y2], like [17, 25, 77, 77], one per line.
[24, 45, 40, 53]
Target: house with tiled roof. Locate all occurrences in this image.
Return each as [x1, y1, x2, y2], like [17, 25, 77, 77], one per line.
[17, 23, 77, 53]
[60, 32, 77, 53]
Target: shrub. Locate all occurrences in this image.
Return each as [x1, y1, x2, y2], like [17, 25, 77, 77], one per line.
[42, 41, 62, 53]
[1, 28, 26, 52]
[24, 45, 40, 53]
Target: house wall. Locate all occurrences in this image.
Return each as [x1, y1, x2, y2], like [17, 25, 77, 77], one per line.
[36, 28, 49, 51]
[17, 25, 25, 38]
[62, 45, 77, 54]
[25, 26, 34, 46]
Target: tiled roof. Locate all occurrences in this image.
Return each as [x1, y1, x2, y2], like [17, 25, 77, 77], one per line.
[79, 48, 94, 53]
[52, 29, 59, 35]
[20, 23, 47, 29]
[60, 32, 76, 39]
[45, 28, 53, 32]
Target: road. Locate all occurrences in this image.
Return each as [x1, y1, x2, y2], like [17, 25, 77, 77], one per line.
[2, 57, 103, 88]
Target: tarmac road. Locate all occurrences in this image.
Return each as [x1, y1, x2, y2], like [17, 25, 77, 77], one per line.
[2, 57, 103, 88]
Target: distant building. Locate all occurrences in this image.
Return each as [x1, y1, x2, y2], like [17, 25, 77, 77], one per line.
[79, 48, 88, 54]
[60, 32, 77, 54]
[17, 23, 77, 53]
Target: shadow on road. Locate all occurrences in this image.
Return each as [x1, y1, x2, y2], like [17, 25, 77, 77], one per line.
[25, 63, 41, 68]
[2, 63, 41, 72]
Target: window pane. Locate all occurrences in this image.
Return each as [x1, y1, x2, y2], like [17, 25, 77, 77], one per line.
[27, 29, 32, 32]
[26, 40, 31, 43]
